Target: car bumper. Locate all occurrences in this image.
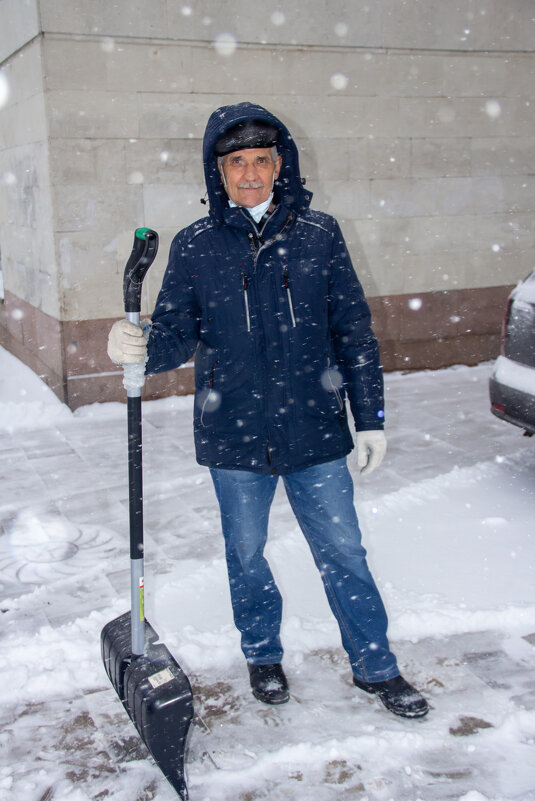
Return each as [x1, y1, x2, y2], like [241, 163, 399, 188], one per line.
[490, 356, 535, 435]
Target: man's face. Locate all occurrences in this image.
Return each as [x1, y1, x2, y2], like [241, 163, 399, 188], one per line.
[219, 147, 282, 208]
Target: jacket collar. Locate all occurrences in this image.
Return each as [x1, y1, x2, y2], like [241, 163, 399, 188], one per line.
[222, 203, 294, 239]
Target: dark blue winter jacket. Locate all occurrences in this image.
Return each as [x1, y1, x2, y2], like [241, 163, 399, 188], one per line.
[146, 102, 384, 475]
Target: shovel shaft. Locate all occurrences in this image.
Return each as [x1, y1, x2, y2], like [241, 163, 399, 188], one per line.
[128, 391, 145, 655]
[129, 558, 144, 655]
[127, 393, 143, 559]
[122, 229, 158, 656]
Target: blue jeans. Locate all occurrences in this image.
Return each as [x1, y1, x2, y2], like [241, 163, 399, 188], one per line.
[210, 457, 399, 682]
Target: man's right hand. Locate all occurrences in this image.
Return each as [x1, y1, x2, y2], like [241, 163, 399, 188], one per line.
[107, 320, 147, 364]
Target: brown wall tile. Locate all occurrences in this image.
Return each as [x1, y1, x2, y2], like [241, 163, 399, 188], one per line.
[1, 291, 65, 396]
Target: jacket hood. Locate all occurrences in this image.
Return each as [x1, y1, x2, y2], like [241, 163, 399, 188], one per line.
[202, 101, 312, 224]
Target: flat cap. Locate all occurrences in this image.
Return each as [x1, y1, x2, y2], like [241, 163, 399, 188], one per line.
[214, 119, 279, 157]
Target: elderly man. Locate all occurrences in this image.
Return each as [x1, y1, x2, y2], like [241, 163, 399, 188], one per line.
[108, 102, 428, 718]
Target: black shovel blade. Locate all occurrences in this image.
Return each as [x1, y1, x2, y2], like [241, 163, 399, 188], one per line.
[124, 642, 194, 799]
[101, 612, 194, 801]
[101, 612, 159, 699]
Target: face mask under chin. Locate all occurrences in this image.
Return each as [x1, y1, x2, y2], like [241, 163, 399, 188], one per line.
[229, 191, 274, 223]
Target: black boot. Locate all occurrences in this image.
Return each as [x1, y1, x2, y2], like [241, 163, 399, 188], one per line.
[353, 674, 429, 718]
[248, 663, 289, 705]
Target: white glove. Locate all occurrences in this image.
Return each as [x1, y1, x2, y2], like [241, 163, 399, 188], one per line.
[356, 430, 387, 476]
[107, 320, 148, 364]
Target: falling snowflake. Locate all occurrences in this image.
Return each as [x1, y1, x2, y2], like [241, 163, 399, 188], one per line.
[330, 73, 349, 91]
[321, 368, 343, 392]
[196, 388, 222, 414]
[213, 33, 237, 57]
[485, 99, 502, 119]
[271, 10, 286, 26]
[100, 37, 115, 53]
[0, 71, 9, 108]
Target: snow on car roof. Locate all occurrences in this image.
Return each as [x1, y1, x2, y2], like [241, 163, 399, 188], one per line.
[512, 268, 535, 304]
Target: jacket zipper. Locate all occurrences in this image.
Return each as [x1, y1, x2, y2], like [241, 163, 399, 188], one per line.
[250, 235, 269, 272]
[283, 267, 297, 328]
[242, 272, 251, 332]
[243, 209, 294, 273]
[240, 210, 295, 473]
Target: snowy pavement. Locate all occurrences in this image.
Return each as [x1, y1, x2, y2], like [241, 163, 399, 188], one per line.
[1, 347, 535, 801]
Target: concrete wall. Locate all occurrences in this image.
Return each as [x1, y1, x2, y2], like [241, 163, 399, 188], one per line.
[0, 1, 68, 396]
[0, 0, 534, 407]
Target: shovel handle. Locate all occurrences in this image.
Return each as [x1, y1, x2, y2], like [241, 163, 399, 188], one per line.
[123, 228, 159, 315]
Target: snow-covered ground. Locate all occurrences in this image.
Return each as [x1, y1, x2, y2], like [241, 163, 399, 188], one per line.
[1, 345, 534, 801]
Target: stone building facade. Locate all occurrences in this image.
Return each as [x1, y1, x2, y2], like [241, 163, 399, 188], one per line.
[0, 0, 534, 408]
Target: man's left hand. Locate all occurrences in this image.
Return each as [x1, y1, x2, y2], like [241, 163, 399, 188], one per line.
[356, 430, 387, 476]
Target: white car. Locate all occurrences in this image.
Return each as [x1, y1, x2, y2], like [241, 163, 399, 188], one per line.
[489, 269, 535, 436]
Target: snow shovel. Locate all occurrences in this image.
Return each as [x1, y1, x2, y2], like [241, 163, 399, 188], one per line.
[101, 227, 194, 800]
